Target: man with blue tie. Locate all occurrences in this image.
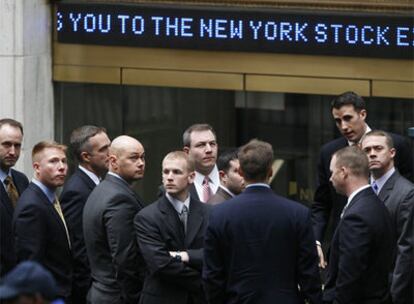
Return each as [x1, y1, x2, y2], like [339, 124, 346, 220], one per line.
[13, 141, 72, 301]
[0, 118, 29, 277]
[361, 130, 414, 304]
[203, 139, 322, 304]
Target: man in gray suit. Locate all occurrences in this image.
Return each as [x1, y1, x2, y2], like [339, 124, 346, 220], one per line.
[361, 130, 414, 304]
[83, 136, 146, 304]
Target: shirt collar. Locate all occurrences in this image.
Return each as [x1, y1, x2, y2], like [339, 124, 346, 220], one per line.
[166, 192, 190, 214]
[78, 165, 100, 185]
[107, 171, 128, 184]
[345, 184, 371, 208]
[0, 168, 11, 185]
[194, 165, 220, 188]
[371, 167, 395, 194]
[32, 179, 56, 203]
[348, 124, 371, 146]
[246, 183, 271, 189]
[219, 185, 235, 197]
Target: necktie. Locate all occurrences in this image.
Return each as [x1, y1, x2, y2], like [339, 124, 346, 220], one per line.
[179, 205, 188, 234]
[53, 197, 71, 249]
[202, 176, 211, 203]
[4, 176, 19, 208]
[372, 181, 379, 194]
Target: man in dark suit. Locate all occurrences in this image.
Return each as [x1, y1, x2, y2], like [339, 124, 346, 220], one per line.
[203, 139, 322, 304]
[13, 141, 72, 301]
[208, 148, 244, 205]
[83, 135, 146, 304]
[324, 146, 393, 304]
[312, 91, 413, 268]
[0, 119, 29, 277]
[135, 151, 210, 304]
[361, 130, 414, 304]
[183, 124, 220, 202]
[60, 125, 111, 304]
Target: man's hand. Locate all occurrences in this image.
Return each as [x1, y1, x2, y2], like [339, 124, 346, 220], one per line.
[316, 244, 327, 269]
[169, 251, 189, 263]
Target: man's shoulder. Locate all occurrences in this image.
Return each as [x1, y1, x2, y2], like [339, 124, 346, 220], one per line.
[11, 168, 28, 181]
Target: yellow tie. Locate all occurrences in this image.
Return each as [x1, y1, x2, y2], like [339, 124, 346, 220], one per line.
[53, 197, 71, 249]
[5, 176, 19, 208]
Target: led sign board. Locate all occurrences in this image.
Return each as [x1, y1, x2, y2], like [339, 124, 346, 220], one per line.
[56, 3, 414, 59]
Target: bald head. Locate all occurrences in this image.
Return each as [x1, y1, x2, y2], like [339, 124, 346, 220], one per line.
[109, 135, 145, 184]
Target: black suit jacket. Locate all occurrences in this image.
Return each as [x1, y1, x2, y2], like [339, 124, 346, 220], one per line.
[312, 132, 413, 243]
[203, 186, 322, 304]
[378, 170, 414, 304]
[0, 169, 29, 277]
[134, 195, 210, 304]
[83, 174, 145, 304]
[13, 182, 72, 298]
[323, 187, 394, 304]
[60, 168, 97, 302]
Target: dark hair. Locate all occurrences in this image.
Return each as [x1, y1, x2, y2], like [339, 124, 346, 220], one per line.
[182, 123, 216, 147]
[362, 130, 394, 149]
[70, 125, 106, 162]
[217, 148, 239, 173]
[238, 139, 273, 181]
[32, 141, 67, 162]
[333, 146, 369, 178]
[0, 118, 23, 135]
[331, 91, 366, 112]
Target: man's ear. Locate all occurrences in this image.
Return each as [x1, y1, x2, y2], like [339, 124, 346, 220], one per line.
[389, 147, 396, 159]
[359, 109, 367, 121]
[80, 151, 90, 163]
[188, 171, 195, 184]
[183, 146, 190, 154]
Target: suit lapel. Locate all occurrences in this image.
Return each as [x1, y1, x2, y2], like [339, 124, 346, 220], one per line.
[77, 168, 97, 191]
[11, 170, 27, 195]
[105, 174, 144, 208]
[185, 198, 204, 247]
[189, 183, 200, 201]
[159, 196, 185, 247]
[0, 184, 14, 217]
[30, 183, 71, 251]
[378, 171, 398, 204]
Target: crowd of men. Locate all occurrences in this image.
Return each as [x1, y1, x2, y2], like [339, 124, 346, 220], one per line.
[0, 91, 413, 304]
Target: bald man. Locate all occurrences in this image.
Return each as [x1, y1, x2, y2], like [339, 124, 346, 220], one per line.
[83, 136, 146, 304]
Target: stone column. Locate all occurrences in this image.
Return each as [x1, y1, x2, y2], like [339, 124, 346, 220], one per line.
[0, 0, 53, 176]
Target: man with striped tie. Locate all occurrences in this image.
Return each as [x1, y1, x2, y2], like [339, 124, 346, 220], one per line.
[0, 119, 29, 277]
[183, 124, 219, 203]
[13, 141, 72, 302]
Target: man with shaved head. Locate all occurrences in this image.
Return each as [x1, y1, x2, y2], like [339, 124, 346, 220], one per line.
[83, 135, 146, 304]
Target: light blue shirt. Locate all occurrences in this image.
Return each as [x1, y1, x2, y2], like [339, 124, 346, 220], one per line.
[246, 183, 271, 189]
[32, 179, 55, 204]
[371, 167, 395, 195]
[79, 165, 100, 185]
[0, 168, 11, 191]
[166, 192, 190, 215]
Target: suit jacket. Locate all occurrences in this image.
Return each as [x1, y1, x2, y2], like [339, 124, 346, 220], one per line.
[60, 168, 97, 302]
[378, 170, 414, 304]
[0, 169, 29, 277]
[134, 194, 210, 304]
[13, 182, 72, 298]
[203, 186, 322, 304]
[323, 187, 394, 304]
[312, 132, 413, 244]
[207, 186, 232, 205]
[83, 174, 145, 304]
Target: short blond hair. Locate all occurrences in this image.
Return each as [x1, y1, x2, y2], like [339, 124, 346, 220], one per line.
[163, 151, 195, 172]
[32, 141, 67, 162]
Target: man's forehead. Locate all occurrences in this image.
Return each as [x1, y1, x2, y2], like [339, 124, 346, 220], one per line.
[190, 130, 216, 144]
[0, 124, 23, 137]
[362, 136, 386, 147]
[163, 158, 186, 170]
[332, 105, 358, 116]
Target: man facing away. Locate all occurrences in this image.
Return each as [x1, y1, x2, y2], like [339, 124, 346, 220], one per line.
[0, 119, 29, 277]
[60, 125, 111, 304]
[203, 139, 322, 304]
[312, 91, 413, 268]
[207, 148, 245, 205]
[324, 146, 393, 304]
[135, 151, 210, 304]
[13, 141, 72, 301]
[83, 135, 146, 304]
[183, 124, 220, 202]
[361, 130, 414, 304]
